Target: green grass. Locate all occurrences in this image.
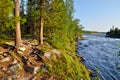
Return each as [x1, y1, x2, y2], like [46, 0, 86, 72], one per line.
[37, 36, 91, 80]
[37, 48, 90, 80]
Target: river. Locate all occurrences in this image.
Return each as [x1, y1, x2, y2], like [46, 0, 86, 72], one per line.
[77, 34, 120, 80]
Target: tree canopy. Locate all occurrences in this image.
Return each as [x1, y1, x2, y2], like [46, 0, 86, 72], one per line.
[106, 26, 120, 38]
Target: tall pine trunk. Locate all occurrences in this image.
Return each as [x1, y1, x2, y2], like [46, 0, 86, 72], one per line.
[39, 0, 43, 45]
[14, 0, 22, 47]
[39, 18, 43, 45]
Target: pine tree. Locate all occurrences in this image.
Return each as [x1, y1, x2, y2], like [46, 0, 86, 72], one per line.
[45, 0, 66, 37]
[14, 0, 22, 47]
[39, 0, 44, 45]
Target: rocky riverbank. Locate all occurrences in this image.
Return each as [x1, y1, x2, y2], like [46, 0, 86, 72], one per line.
[0, 39, 91, 80]
[0, 39, 61, 79]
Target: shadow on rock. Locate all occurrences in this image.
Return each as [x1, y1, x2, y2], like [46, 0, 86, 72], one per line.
[30, 48, 44, 56]
[1, 44, 15, 51]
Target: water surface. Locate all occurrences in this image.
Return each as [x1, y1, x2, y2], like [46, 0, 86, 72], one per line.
[77, 34, 120, 80]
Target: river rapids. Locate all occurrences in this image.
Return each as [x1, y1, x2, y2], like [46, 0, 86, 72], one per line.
[77, 34, 120, 80]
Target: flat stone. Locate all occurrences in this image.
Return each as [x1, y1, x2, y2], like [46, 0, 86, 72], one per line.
[51, 49, 61, 55]
[33, 67, 40, 74]
[19, 47, 26, 52]
[3, 53, 9, 57]
[0, 52, 4, 54]
[6, 42, 14, 45]
[44, 52, 51, 59]
[1, 67, 7, 71]
[1, 57, 11, 62]
[17, 51, 24, 57]
[12, 59, 18, 64]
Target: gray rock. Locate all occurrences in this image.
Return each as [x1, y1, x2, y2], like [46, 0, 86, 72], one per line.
[11, 75, 17, 80]
[8, 64, 22, 74]
[1, 77, 9, 80]
[41, 65, 48, 72]
[1, 75, 17, 80]
[24, 65, 34, 74]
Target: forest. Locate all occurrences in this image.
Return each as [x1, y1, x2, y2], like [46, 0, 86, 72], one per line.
[106, 26, 120, 38]
[0, 0, 91, 80]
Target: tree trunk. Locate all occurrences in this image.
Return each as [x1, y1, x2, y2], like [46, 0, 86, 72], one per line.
[39, 0, 43, 45]
[14, 0, 22, 47]
[39, 18, 43, 45]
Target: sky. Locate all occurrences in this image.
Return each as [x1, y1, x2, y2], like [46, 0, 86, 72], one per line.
[74, 0, 120, 32]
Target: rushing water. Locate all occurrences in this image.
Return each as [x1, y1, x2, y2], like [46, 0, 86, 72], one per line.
[77, 34, 120, 80]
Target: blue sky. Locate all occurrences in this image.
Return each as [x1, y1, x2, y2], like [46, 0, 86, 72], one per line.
[74, 0, 120, 32]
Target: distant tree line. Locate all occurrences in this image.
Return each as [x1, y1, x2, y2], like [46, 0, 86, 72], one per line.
[106, 26, 120, 38]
